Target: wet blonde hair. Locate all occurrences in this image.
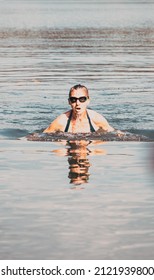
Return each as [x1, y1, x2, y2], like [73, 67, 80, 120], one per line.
[69, 84, 89, 98]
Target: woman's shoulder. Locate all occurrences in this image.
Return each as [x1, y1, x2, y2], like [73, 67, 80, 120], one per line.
[87, 108, 114, 132]
[55, 110, 71, 124]
[57, 110, 71, 120]
[87, 108, 105, 120]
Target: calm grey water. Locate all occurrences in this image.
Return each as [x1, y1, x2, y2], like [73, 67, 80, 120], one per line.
[0, 0, 154, 259]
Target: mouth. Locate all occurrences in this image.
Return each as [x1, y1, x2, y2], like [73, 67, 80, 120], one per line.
[75, 107, 81, 112]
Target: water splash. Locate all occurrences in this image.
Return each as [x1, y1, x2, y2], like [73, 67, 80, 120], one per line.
[25, 130, 152, 142]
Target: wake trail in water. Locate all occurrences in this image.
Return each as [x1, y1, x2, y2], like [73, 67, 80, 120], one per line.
[0, 128, 153, 142]
[25, 130, 154, 142]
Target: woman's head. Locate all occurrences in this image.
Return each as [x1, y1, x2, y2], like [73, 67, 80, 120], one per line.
[68, 84, 90, 114]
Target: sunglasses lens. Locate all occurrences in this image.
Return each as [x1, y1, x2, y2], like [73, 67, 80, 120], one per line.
[69, 97, 77, 103]
[79, 97, 87, 102]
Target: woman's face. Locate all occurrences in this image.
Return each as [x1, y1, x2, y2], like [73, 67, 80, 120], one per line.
[68, 88, 90, 115]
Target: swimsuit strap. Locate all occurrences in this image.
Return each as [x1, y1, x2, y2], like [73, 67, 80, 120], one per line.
[64, 110, 95, 132]
[64, 110, 73, 132]
[86, 111, 96, 132]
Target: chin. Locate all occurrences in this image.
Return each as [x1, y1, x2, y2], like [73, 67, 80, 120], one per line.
[76, 110, 81, 115]
[75, 108, 84, 115]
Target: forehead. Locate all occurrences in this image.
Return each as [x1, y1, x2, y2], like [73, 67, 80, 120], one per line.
[70, 88, 88, 97]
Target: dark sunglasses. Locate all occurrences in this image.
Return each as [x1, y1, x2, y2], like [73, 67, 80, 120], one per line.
[69, 96, 88, 103]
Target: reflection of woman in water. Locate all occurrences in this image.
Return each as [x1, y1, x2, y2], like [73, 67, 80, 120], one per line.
[67, 140, 91, 185]
[51, 139, 106, 186]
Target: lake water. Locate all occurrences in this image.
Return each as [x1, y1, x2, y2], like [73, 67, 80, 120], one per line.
[0, 0, 154, 260]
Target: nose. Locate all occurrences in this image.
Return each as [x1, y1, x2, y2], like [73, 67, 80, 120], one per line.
[76, 99, 80, 104]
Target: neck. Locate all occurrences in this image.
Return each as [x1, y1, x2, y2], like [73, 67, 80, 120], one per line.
[72, 109, 87, 120]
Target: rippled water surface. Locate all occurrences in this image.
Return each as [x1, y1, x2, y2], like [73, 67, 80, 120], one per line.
[1, 140, 154, 259]
[0, 0, 154, 259]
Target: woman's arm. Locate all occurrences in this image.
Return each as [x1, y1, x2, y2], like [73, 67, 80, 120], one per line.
[43, 113, 67, 133]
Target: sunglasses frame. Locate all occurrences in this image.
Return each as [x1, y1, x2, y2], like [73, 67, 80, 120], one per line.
[69, 96, 88, 103]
